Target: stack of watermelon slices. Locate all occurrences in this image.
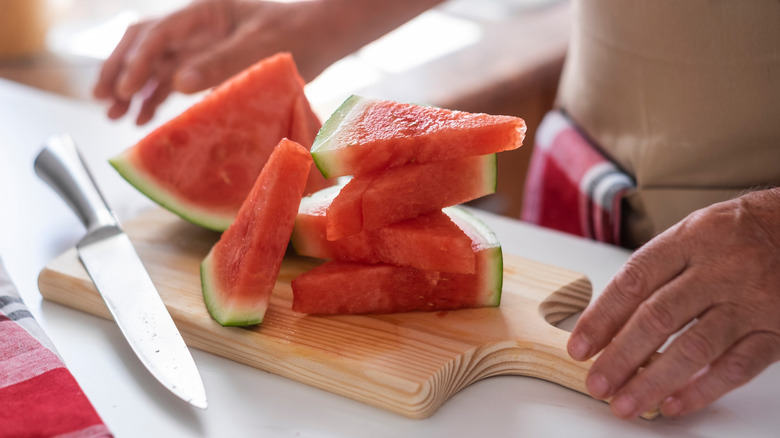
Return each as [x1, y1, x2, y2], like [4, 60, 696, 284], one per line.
[109, 56, 525, 325]
[290, 95, 526, 315]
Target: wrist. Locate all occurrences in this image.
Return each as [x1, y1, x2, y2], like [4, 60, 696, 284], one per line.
[309, 0, 446, 69]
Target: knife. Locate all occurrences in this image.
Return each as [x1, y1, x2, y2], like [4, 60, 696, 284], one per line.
[34, 134, 208, 409]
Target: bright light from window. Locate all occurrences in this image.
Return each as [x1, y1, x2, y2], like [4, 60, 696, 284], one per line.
[307, 10, 481, 117]
[356, 10, 481, 74]
[47, 11, 139, 59]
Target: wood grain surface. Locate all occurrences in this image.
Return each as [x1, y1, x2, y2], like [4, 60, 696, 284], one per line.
[38, 207, 655, 419]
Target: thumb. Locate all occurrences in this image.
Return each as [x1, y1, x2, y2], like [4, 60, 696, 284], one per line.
[172, 36, 265, 93]
[173, 64, 210, 94]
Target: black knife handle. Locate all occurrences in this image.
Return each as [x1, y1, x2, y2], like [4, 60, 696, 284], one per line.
[34, 134, 119, 233]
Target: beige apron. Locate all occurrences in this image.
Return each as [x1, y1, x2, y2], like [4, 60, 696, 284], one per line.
[556, 0, 780, 247]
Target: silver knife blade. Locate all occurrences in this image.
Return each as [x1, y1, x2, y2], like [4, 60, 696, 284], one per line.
[35, 134, 207, 409]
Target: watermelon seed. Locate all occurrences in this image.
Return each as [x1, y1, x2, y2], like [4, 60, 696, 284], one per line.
[219, 171, 231, 184]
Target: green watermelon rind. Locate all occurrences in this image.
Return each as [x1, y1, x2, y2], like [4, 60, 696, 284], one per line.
[483, 153, 498, 195]
[200, 249, 267, 326]
[110, 151, 234, 231]
[290, 183, 344, 256]
[443, 206, 503, 306]
[310, 95, 366, 179]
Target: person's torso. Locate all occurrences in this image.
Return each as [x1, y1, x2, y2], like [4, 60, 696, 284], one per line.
[557, 0, 780, 246]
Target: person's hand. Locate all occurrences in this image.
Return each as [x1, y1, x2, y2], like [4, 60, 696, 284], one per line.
[93, 0, 445, 125]
[93, 0, 335, 125]
[568, 188, 780, 418]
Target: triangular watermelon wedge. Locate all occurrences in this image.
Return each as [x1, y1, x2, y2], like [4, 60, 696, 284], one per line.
[291, 185, 477, 274]
[311, 95, 526, 178]
[325, 153, 496, 240]
[110, 52, 330, 231]
[201, 138, 312, 326]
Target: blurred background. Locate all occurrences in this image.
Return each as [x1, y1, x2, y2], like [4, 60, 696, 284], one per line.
[0, 0, 570, 218]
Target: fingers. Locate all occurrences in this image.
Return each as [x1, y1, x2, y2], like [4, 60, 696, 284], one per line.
[136, 78, 173, 125]
[568, 230, 687, 362]
[94, 21, 143, 100]
[567, 192, 780, 419]
[133, 55, 178, 125]
[661, 331, 780, 417]
[119, 2, 232, 98]
[106, 99, 131, 120]
[95, 22, 144, 120]
[113, 18, 182, 100]
[582, 269, 706, 398]
[94, 2, 221, 121]
[605, 303, 748, 418]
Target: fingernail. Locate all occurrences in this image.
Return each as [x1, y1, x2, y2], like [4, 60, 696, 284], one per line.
[586, 373, 610, 398]
[612, 394, 637, 418]
[661, 396, 682, 417]
[568, 333, 592, 360]
[116, 75, 133, 100]
[176, 67, 203, 92]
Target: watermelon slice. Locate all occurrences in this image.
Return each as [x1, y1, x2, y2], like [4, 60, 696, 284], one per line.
[311, 95, 526, 178]
[324, 176, 372, 241]
[325, 154, 496, 240]
[292, 186, 477, 274]
[110, 52, 330, 231]
[201, 138, 312, 326]
[291, 207, 503, 315]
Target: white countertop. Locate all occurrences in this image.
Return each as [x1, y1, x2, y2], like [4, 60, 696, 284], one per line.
[1, 78, 778, 437]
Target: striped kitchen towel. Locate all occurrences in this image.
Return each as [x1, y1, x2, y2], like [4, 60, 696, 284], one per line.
[521, 110, 635, 246]
[0, 257, 111, 438]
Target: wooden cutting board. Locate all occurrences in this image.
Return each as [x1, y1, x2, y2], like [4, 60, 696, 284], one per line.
[38, 207, 608, 419]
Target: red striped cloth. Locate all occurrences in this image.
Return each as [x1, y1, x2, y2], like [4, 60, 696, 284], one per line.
[0, 259, 111, 438]
[522, 110, 635, 246]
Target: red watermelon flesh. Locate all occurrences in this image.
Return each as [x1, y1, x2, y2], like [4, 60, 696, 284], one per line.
[324, 176, 371, 241]
[291, 185, 477, 274]
[110, 52, 330, 231]
[325, 154, 496, 240]
[291, 207, 502, 315]
[311, 95, 526, 178]
[201, 138, 312, 326]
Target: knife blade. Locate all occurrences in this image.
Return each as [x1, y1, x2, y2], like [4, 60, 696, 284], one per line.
[34, 134, 207, 409]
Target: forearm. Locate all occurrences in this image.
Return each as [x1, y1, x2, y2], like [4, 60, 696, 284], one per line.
[296, 0, 446, 79]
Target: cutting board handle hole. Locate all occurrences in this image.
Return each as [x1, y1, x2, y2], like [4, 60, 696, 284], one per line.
[537, 277, 592, 332]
